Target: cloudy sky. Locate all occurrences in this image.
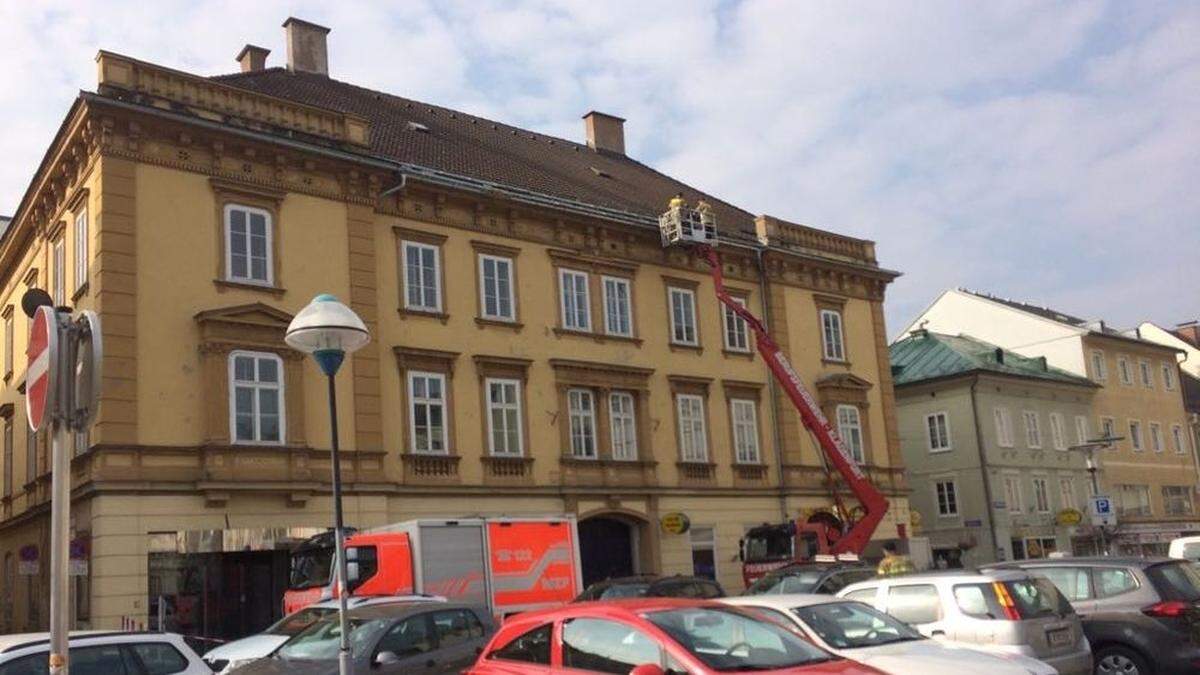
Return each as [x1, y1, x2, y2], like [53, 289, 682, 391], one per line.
[1, 0, 1195, 334]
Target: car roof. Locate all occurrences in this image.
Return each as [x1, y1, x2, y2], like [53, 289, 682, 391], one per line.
[0, 631, 179, 654]
[844, 567, 1032, 584]
[987, 556, 1177, 568]
[723, 594, 844, 611]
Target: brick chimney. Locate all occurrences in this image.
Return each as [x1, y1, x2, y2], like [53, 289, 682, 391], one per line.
[283, 17, 330, 76]
[236, 44, 270, 73]
[583, 111, 625, 155]
[1176, 321, 1200, 347]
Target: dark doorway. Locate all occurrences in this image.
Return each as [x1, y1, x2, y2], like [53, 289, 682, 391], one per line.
[579, 517, 636, 587]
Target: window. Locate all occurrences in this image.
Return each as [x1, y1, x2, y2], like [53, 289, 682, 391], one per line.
[1117, 356, 1132, 385]
[668, 287, 698, 345]
[1023, 411, 1042, 449]
[820, 309, 845, 361]
[224, 204, 272, 285]
[1163, 485, 1194, 516]
[1058, 478, 1076, 510]
[130, 642, 189, 675]
[676, 394, 708, 462]
[1100, 417, 1116, 443]
[602, 276, 632, 337]
[486, 378, 523, 456]
[926, 412, 951, 452]
[1095, 568, 1139, 598]
[491, 624, 551, 665]
[723, 296, 750, 352]
[836, 405, 865, 464]
[886, 585, 942, 625]
[1173, 425, 1188, 455]
[1162, 362, 1176, 391]
[568, 389, 597, 459]
[1090, 350, 1107, 380]
[609, 392, 638, 461]
[690, 526, 717, 580]
[478, 254, 515, 321]
[1013, 536, 1058, 560]
[994, 407, 1014, 447]
[1129, 420, 1143, 452]
[74, 428, 89, 456]
[1004, 475, 1023, 513]
[1032, 477, 1050, 513]
[2, 312, 10, 378]
[935, 480, 958, 516]
[229, 352, 284, 444]
[562, 618, 661, 674]
[403, 241, 442, 312]
[377, 614, 433, 658]
[432, 609, 485, 648]
[1049, 413, 1066, 450]
[25, 428, 36, 483]
[407, 372, 447, 455]
[1116, 484, 1152, 517]
[1037, 567, 1092, 601]
[1139, 360, 1153, 388]
[559, 269, 590, 331]
[52, 235, 65, 306]
[731, 399, 760, 464]
[1149, 422, 1163, 453]
[2, 420, 10, 498]
[1074, 415, 1089, 445]
[74, 208, 89, 293]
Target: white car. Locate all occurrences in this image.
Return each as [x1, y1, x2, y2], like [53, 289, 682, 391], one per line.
[201, 594, 446, 673]
[722, 594, 1057, 675]
[0, 630, 210, 674]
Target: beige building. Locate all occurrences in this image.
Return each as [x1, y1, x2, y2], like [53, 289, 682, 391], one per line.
[0, 19, 908, 638]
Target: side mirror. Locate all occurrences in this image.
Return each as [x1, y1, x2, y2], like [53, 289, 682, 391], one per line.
[374, 651, 400, 666]
[630, 665, 665, 675]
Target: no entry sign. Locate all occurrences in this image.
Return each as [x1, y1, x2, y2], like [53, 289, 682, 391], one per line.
[26, 305, 57, 432]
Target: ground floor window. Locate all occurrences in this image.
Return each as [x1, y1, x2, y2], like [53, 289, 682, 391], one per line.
[690, 527, 717, 580]
[1011, 536, 1058, 560]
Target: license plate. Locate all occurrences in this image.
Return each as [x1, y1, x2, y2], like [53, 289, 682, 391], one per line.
[1047, 627, 1072, 648]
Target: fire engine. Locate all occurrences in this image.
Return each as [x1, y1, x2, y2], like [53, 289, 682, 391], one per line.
[658, 196, 890, 585]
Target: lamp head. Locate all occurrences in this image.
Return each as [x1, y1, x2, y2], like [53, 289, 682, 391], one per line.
[285, 294, 370, 375]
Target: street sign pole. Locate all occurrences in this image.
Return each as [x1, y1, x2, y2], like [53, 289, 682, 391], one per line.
[49, 310, 71, 675]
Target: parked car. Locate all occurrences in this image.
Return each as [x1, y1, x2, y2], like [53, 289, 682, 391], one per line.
[230, 601, 494, 674]
[0, 631, 211, 674]
[575, 574, 726, 601]
[836, 568, 1091, 675]
[743, 561, 876, 596]
[723, 593, 1056, 674]
[202, 594, 446, 673]
[468, 597, 884, 674]
[987, 556, 1200, 675]
[1169, 536, 1200, 563]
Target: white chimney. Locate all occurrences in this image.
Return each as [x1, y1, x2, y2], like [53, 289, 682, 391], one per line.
[283, 17, 330, 76]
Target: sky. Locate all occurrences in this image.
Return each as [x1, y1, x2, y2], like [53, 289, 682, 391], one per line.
[0, 0, 1196, 334]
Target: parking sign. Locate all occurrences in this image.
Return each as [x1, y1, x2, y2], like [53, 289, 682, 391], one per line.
[1090, 495, 1117, 527]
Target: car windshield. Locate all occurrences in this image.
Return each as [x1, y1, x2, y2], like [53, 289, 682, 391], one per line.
[290, 547, 334, 590]
[646, 607, 832, 671]
[266, 607, 337, 636]
[275, 616, 387, 660]
[600, 583, 651, 599]
[792, 601, 923, 649]
[745, 569, 824, 595]
[1147, 562, 1200, 602]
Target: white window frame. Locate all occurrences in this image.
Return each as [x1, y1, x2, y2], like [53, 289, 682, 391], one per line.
[1117, 356, 1132, 385]
[223, 204, 274, 286]
[836, 404, 865, 464]
[477, 254, 515, 321]
[228, 350, 286, 445]
[1173, 424, 1188, 455]
[52, 235, 65, 306]
[926, 412, 952, 452]
[1023, 410, 1042, 449]
[601, 275, 633, 337]
[689, 526, 718, 580]
[1100, 417, 1117, 445]
[934, 479, 959, 517]
[485, 378, 524, 457]
[609, 391, 638, 461]
[676, 394, 708, 462]
[1058, 477, 1076, 510]
[731, 399, 761, 464]
[1138, 359, 1153, 389]
[1149, 422, 1163, 453]
[1004, 474, 1023, 513]
[402, 240, 443, 312]
[1090, 350, 1107, 381]
[559, 268, 591, 331]
[820, 309, 846, 361]
[668, 287, 699, 346]
[1074, 415, 1089, 446]
[3, 313, 11, 377]
[1049, 413, 1066, 451]
[407, 371, 448, 455]
[994, 407, 1014, 448]
[567, 388, 597, 459]
[74, 207, 88, 293]
[1129, 420, 1143, 452]
[723, 297, 750, 352]
[1162, 362, 1176, 391]
[1032, 476, 1050, 513]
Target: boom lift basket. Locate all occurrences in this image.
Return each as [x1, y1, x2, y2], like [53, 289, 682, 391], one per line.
[659, 195, 717, 247]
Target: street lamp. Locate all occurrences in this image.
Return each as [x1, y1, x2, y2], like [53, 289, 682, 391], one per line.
[1068, 436, 1123, 556]
[286, 294, 369, 675]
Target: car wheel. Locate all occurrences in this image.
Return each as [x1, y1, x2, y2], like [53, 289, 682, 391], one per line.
[1095, 646, 1150, 675]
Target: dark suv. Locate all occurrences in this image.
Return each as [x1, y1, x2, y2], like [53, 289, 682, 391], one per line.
[988, 556, 1200, 675]
[742, 560, 875, 596]
[574, 574, 725, 601]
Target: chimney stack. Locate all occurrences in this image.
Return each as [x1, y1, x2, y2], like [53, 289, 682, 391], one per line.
[1176, 321, 1200, 347]
[236, 44, 270, 73]
[283, 17, 330, 76]
[583, 111, 626, 155]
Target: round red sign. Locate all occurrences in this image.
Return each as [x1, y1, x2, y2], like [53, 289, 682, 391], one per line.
[25, 305, 56, 432]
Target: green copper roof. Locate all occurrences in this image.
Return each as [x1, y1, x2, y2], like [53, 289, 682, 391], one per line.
[889, 330, 1098, 388]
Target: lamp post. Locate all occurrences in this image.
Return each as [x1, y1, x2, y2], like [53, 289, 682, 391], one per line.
[1068, 436, 1123, 556]
[285, 294, 369, 675]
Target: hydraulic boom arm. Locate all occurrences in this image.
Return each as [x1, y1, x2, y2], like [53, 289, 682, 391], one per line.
[695, 245, 889, 554]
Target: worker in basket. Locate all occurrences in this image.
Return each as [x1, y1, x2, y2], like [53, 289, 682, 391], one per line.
[876, 542, 915, 576]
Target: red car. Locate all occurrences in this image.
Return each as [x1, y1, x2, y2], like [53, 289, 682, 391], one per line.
[467, 598, 882, 674]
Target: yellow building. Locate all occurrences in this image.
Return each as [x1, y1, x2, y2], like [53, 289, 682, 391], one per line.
[0, 18, 907, 638]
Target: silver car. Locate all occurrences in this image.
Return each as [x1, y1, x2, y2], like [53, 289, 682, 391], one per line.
[837, 568, 1091, 675]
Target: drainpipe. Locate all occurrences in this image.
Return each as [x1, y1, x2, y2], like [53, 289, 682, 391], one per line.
[754, 246, 790, 521]
[969, 376, 1003, 562]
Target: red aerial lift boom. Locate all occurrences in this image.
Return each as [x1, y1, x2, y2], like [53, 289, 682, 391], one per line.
[658, 197, 889, 559]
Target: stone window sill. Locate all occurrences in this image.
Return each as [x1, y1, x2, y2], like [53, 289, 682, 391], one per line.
[552, 327, 644, 346]
[214, 278, 286, 297]
[399, 307, 450, 324]
[475, 317, 524, 332]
